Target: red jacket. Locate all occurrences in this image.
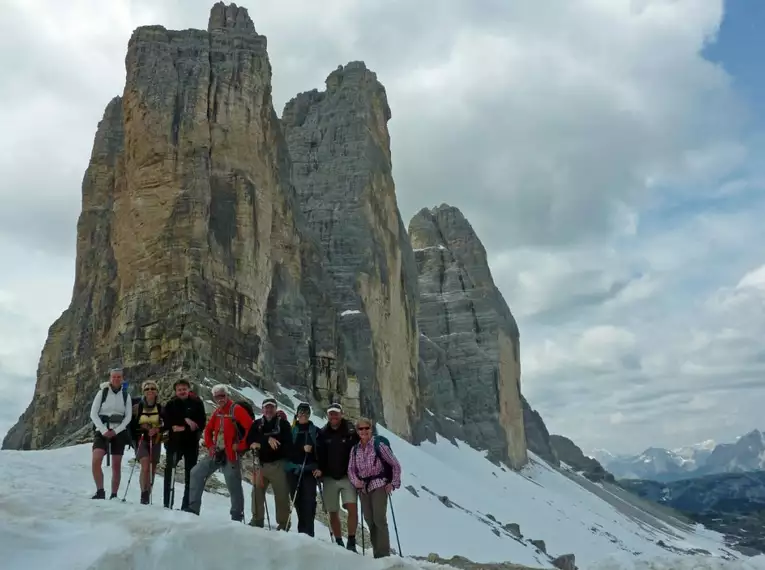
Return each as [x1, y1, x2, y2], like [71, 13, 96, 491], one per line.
[204, 400, 253, 462]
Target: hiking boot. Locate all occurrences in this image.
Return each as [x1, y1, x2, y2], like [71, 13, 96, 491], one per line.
[91, 489, 105, 500]
[109, 493, 118, 500]
[140, 490, 150, 505]
[335, 537, 345, 547]
[231, 514, 244, 523]
[346, 536, 357, 553]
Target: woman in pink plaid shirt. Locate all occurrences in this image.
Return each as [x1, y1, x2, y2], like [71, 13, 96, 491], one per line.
[347, 417, 402, 558]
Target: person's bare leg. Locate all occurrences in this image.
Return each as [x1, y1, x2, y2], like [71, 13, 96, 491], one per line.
[139, 457, 150, 491]
[111, 455, 123, 495]
[92, 449, 106, 490]
[329, 511, 342, 538]
[345, 501, 358, 538]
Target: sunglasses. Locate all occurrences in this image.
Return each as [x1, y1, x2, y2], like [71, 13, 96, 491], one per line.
[144, 387, 157, 391]
[357, 426, 371, 431]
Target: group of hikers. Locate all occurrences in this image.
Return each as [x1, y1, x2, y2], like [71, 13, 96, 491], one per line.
[89, 367, 403, 559]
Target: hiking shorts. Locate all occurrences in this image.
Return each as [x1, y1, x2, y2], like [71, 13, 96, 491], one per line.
[323, 476, 357, 512]
[136, 438, 161, 463]
[93, 430, 131, 456]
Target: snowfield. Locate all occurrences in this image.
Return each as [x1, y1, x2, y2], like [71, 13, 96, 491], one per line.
[1, 380, 764, 570]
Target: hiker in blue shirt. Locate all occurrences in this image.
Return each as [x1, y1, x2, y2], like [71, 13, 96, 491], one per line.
[284, 402, 321, 536]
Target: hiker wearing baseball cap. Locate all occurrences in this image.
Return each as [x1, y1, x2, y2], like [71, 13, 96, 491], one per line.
[284, 402, 321, 536]
[316, 402, 360, 551]
[246, 397, 292, 529]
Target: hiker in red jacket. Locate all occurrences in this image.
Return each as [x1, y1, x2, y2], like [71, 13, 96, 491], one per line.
[185, 384, 253, 521]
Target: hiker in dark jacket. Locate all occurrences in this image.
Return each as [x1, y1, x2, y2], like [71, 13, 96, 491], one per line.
[246, 397, 292, 530]
[160, 379, 207, 510]
[316, 402, 360, 551]
[348, 417, 402, 559]
[284, 402, 321, 536]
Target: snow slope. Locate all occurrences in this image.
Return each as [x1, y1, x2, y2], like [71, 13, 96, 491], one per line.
[0, 379, 761, 570]
[0, 445, 431, 570]
[230, 382, 745, 568]
[2, 445, 765, 570]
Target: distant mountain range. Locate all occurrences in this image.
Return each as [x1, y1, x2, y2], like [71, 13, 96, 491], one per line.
[619, 470, 765, 555]
[590, 429, 765, 482]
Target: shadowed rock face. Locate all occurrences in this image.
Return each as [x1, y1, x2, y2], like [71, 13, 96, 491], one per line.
[282, 61, 424, 440]
[3, 3, 359, 450]
[409, 205, 528, 468]
[523, 396, 558, 466]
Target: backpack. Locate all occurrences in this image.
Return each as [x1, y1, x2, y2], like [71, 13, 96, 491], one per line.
[353, 435, 394, 485]
[100, 385, 130, 410]
[291, 422, 319, 448]
[131, 399, 163, 444]
[228, 400, 256, 443]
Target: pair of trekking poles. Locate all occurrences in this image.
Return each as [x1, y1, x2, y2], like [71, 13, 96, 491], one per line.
[356, 485, 402, 558]
[121, 434, 159, 504]
[255, 453, 402, 557]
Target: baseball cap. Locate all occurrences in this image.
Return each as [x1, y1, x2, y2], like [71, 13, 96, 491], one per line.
[327, 403, 343, 414]
[262, 397, 277, 408]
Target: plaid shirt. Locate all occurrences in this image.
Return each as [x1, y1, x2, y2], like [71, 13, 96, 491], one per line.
[347, 438, 402, 493]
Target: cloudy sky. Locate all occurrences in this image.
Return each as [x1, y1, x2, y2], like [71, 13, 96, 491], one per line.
[1, 0, 763, 455]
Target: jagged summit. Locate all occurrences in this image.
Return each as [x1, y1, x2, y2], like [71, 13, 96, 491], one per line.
[409, 204, 526, 467]
[208, 1, 255, 32]
[282, 58, 422, 442]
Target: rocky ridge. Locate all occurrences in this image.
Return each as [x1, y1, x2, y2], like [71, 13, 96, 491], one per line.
[2, 2, 564, 475]
[3, 2, 358, 449]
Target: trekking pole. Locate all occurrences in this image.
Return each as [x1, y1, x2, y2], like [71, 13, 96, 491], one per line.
[149, 437, 155, 505]
[168, 450, 176, 509]
[388, 492, 402, 557]
[105, 420, 111, 467]
[359, 494, 366, 556]
[250, 451, 270, 529]
[317, 480, 332, 541]
[122, 435, 143, 502]
[286, 455, 307, 531]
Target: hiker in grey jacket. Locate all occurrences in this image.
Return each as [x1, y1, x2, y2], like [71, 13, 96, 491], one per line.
[89, 367, 133, 499]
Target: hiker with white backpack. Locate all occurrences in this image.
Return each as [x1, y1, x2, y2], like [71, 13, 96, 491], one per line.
[89, 367, 133, 500]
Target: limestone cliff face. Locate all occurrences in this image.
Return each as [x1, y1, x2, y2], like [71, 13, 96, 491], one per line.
[3, 3, 357, 450]
[281, 62, 423, 440]
[410, 205, 528, 468]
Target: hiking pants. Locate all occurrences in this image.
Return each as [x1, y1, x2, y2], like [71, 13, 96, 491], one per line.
[287, 470, 317, 536]
[360, 487, 390, 558]
[187, 454, 245, 521]
[164, 445, 198, 510]
[252, 459, 291, 528]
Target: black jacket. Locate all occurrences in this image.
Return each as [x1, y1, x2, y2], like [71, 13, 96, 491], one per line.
[161, 393, 207, 450]
[245, 415, 292, 463]
[285, 421, 320, 473]
[317, 419, 359, 480]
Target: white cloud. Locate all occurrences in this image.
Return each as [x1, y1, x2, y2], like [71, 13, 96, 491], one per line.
[1, 0, 763, 456]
